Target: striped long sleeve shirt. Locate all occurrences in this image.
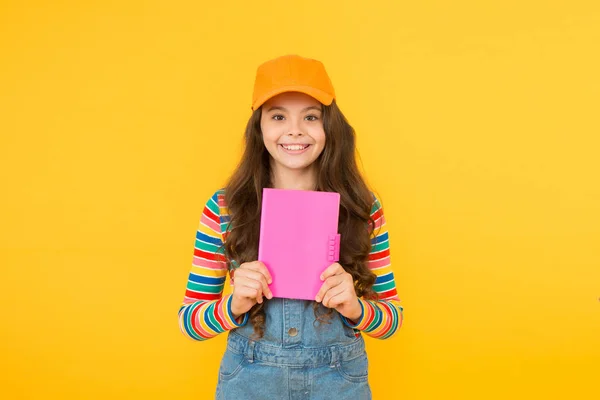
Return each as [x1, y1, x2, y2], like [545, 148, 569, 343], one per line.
[178, 188, 404, 341]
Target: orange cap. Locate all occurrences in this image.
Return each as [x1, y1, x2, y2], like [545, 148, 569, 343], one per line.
[251, 54, 336, 111]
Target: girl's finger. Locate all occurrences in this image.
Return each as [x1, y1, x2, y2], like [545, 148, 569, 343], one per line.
[322, 285, 346, 308]
[236, 276, 262, 291]
[327, 292, 348, 309]
[234, 278, 263, 302]
[237, 269, 272, 299]
[235, 286, 260, 302]
[319, 262, 343, 281]
[243, 261, 273, 284]
[315, 275, 345, 302]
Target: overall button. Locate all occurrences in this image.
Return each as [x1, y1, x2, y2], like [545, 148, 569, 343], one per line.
[288, 327, 298, 337]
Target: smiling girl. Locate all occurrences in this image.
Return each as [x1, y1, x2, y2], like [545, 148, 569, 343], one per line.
[178, 54, 404, 400]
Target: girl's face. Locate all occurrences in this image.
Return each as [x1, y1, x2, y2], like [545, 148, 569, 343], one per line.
[260, 91, 326, 174]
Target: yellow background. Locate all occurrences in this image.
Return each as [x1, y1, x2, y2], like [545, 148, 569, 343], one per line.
[1, 1, 599, 399]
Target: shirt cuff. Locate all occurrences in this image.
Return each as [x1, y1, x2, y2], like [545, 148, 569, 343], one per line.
[341, 298, 367, 329]
[223, 294, 249, 328]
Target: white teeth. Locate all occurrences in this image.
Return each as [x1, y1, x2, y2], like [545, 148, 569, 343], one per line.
[282, 144, 308, 151]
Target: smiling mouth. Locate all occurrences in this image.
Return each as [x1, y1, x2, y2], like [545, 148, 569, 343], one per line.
[280, 144, 311, 151]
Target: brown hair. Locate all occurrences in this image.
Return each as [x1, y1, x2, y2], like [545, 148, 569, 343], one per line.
[221, 99, 380, 339]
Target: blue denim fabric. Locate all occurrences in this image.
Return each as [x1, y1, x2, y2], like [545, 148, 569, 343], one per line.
[216, 298, 372, 400]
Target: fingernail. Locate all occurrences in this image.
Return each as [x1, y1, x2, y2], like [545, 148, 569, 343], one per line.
[320, 275, 324, 281]
[315, 296, 320, 302]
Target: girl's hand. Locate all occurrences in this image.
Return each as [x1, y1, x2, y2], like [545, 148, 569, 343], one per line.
[315, 262, 362, 321]
[230, 261, 273, 318]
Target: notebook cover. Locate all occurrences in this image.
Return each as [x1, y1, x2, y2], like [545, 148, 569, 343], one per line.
[258, 188, 341, 300]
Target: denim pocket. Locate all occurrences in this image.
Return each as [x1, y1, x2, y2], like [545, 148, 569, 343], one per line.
[336, 354, 369, 383]
[342, 324, 358, 339]
[218, 349, 246, 381]
[337, 314, 359, 339]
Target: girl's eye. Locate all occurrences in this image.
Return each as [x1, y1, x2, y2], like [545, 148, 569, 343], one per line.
[272, 115, 319, 121]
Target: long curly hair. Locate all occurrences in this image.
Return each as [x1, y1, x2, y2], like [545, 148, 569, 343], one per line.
[220, 99, 380, 340]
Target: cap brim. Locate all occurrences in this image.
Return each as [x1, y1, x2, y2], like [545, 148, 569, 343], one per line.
[252, 85, 334, 111]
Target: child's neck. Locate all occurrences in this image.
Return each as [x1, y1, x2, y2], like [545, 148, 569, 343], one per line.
[271, 164, 317, 191]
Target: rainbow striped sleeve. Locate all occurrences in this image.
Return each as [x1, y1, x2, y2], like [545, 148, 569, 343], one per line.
[178, 190, 248, 341]
[341, 193, 404, 339]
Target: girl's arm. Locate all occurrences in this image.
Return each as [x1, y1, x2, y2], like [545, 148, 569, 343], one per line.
[340, 193, 405, 339]
[178, 190, 248, 341]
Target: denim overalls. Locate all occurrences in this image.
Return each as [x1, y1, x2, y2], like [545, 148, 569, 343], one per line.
[215, 297, 372, 399]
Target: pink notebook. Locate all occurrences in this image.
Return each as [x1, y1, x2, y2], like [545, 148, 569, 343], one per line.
[258, 188, 341, 300]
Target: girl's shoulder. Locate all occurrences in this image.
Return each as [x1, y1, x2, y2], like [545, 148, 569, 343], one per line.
[204, 188, 230, 219]
[369, 190, 383, 213]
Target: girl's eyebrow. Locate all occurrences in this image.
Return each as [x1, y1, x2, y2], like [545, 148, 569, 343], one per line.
[266, 106, 322, 113]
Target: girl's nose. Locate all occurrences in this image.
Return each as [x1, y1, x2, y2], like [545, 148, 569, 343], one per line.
[286, 116, 307, 135]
